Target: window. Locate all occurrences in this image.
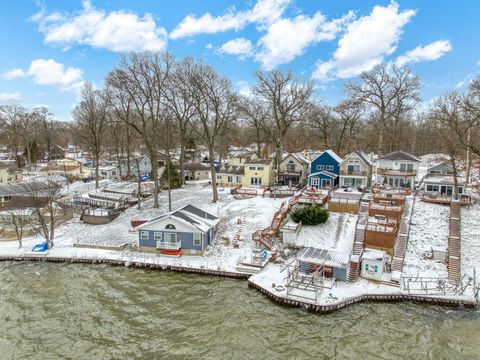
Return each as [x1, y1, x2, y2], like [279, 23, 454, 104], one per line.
[216, 175, 222, 180]
[426, 184, 439, 192]
[154, 232, 162, 241]
[249, 166, 256, 170]
[112, 171, 117, 176]
[250, 177, 262, 186]
[316, 165, 324, 171]
[236, 176, 242, 183]
[193, 233, 202, 246]
[257, 167, 264, 171]
[407, 163, 414, 171]
[287, 160, 296, 172]
[140, 231, 149, 240]
[227, 176, 233, 183]
[326, 165, 334, 171]
[164, 233, 177, 243]
[165, 224, 176, 230]
[311, 177, 319, 186]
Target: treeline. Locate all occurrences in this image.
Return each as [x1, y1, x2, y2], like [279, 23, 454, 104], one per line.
[1, 52, 480, 203]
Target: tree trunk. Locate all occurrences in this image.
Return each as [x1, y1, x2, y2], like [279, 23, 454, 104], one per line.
[150, 150, 160, 208]
[95, 154, 100, 189]
[208, 145, 218, 202]
[126, 126, 132, 178]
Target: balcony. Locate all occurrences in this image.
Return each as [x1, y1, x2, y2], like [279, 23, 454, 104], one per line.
[156, 240, 182, 250]
[377, 168, 417, 177]
[339, 170, 367, 177]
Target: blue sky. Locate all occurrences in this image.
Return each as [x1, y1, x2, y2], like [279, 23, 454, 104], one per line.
[0, 0, 479, 120]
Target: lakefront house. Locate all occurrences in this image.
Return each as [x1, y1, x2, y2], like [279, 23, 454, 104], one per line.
[136, 205, 219, 255]
[376, 151, 420, 189]
[277, 153, 309, 187]
[339, 151, 373, 189]
[307, 150, 342, 189]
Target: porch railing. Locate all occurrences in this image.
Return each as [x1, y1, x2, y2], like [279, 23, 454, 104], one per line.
[156, 240, 182, 250]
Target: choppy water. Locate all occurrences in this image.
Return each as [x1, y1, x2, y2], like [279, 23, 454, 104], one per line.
[0, 262, 479, 359]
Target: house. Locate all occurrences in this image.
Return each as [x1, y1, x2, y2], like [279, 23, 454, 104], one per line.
[136, 204, 220, 255]
[215, 165, 244, 187]
[307, 150, 342, 189]
[376, 151, 420, 189]
[226, 149, 259, 166]
[361, 248, 387, 281]
[277, 153, 309, 187]
[423, 162, 465, 196]
[339, 151, 372, 189]
[242, 159, 274, 187]
[39, 164, 83, 179]
[177, 163, 210, 181]
[0, 162, 23, 184]
[96, 165, 120, 180]
[296, 247, 350, 282]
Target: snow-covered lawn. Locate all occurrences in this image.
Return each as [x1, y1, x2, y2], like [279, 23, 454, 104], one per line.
[293, 212, 357, 252]
[461, 204, 480, 276]
[403, 199, 450, 278]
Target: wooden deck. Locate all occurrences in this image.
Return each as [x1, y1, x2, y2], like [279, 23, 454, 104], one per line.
[347, 203, 369, 282]
[391, 200, 413, 273]
[448, 201, 462, 284]
[422, 194, 471, 206]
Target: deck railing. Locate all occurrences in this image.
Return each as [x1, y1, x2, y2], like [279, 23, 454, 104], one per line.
[339, 170, 367, 176]
[156, 240, 182, 250]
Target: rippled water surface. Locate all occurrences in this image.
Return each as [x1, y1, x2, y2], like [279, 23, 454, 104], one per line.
[0, 262, 479, 359]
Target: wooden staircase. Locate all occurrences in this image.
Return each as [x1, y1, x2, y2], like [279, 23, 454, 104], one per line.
[448, 201, 461, 284]
[346, 203, 369, 282]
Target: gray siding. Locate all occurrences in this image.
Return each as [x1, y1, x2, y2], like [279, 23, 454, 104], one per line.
[138, 230, 206, 251]
[333, 267, 347, 282]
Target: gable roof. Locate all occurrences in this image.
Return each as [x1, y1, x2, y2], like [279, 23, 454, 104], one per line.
[378, 150, 420, 162]
[281, 153, 309, 165]
[137, 204, 219, 233]
[342, 151, 373, 166]
[311, 149, 342, 165]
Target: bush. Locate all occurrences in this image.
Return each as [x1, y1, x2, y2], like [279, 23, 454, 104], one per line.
[291, 205, 329, 225]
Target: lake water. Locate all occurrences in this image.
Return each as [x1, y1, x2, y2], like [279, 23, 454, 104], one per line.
[0, 262, 479, 359]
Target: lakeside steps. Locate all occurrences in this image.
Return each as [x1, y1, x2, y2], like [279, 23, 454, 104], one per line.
[0, 252, 475, 312]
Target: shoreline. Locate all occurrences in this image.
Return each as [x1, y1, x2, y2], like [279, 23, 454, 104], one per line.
[0, 254, 475, 312]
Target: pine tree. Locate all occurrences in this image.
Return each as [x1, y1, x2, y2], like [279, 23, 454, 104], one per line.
[160, 160, 182, 189]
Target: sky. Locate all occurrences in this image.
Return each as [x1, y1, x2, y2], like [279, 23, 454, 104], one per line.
[0, 0, 479, 121]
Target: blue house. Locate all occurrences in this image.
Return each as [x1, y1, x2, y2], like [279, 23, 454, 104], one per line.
[136, 204, 219, 255]
[307, 149, 342, 189]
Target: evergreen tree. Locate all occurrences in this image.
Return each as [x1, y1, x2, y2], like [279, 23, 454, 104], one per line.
[160, 160, 182, 189]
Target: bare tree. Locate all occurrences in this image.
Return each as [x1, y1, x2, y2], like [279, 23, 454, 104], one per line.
[0, 104, 28, 167]
[253, 70, 312, 169]
[0, 209, 34, 248]
[346, 64, 421, 154]
[187, 61, 237, 202]
[333, 100, 365, 154]
[107, 52, 173, 208]
[237, 96, 269, 157]
[72, 82, 108, 188]
[307, 103, 334, 150]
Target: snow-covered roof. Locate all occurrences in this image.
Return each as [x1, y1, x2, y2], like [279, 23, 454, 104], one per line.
[311, 149, 342, 164]
[308, 170, 338, 178]
[362, 248, 386, 261]
[342, 151, 372, 166]
[281, 153, 309, 165]
[137, 204, 219, 233]
[297, 247, 350, 268]
[424, 174, 466, 186]
[378, 150, 420, 162]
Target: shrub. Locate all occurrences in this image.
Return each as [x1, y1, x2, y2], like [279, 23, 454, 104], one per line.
[291, 205, 329, 225]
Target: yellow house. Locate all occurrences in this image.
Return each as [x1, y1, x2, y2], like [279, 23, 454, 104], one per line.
[226, 150, 259, 167]
[0, 162, 23, 184]
[215, 165, 244, 187]
[242, 159, 274, 188]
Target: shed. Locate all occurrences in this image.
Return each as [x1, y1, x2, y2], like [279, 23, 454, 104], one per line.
[296, 247, 350, 282]
[361, 248, 386, 281]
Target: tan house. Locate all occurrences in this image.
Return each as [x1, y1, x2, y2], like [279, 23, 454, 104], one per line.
[216, 165, 244, 187]
[339, 151, 373, 188]
[277, 153, 309, 187]
[0, 162, 23, 184]
[40, 165, 83, 179]
[226, 150, 259, 166]
[178, 163, 210, 181]
[242, 159, 274, 187]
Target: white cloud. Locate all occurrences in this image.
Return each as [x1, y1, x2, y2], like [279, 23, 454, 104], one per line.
[236, 81, 252, 97]
[32, 0, 167, 52]
[170, 0, 290, 39]
[2, 68, 26, 80]
[313, 1, 416, 81]
[256, 11, 353, 70]
[395, 40, 452, 67]
[0, 92, 22, 101]
[220, 38, 253, 59]
[4, 59, 84, 91]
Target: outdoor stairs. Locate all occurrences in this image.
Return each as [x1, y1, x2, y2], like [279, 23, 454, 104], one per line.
[347, 204, 369, 282]
[448, 201, 462, 284]
[391, 198, 413, 274]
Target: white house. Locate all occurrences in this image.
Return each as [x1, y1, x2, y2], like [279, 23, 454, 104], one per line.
[339, 151, 373, 189]
[376, 151, 420, 189]
[423, 162, 465, 197]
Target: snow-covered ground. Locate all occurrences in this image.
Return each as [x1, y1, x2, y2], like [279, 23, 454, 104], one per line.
[461, 204, 480, 276]
[403, 198, 450, 278]
[293, 212, 357, 252]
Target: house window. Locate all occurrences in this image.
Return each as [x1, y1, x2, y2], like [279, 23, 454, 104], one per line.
[154, 232, 162, 241]
[236, 176, 242, 183]
[227, 176, 233, 183]
[249, 166, 256, 170]
[287, 160, 295, 172]
[140, 231, 149, 240]
[193, 233, 202, 246]
[326, 165, 334, 171]
[316, 165, 324, 171]
[112, 171, 116, 176]
[426, 184, 440, 192]
[257, 167, 264, 171]
[216, 175, 222, 180]
[311, 177, 319, 186]
[250, 177, 262, 186]
[165, 224, 176, 229]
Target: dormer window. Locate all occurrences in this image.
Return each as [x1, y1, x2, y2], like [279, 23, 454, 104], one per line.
[165, 224, 176, 230]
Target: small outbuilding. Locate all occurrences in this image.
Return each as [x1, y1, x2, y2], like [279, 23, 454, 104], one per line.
[361, 248, 386, 281]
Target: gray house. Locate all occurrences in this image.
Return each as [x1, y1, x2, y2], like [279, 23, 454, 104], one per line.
[136, 204, 219, 255]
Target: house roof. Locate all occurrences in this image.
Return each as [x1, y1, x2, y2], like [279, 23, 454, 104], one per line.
[424, 174, 466, 186]
[137, 204, 219, 233]
[378, 150, 420, 162]
[1, 195, 49, 210]
[281, 153, 309, 165]
[245, 158, 272, 165]
[308, 170, 338, 179]
[310, 149, 342, 165]
[176, 163, 210, 171]
[40, 165, 80, 172]
[297, 247, 350, 268]
[217, 165, 244, 175]
[342, 151, 372, 166]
